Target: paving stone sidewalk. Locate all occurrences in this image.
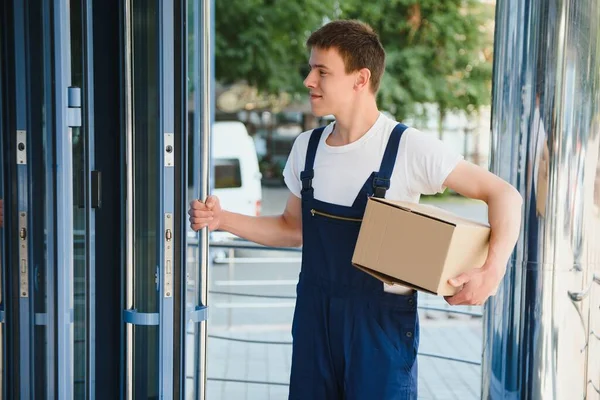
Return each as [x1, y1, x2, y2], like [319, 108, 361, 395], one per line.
[205, 306, 483, 400]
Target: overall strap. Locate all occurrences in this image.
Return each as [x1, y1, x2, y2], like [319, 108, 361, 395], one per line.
[373, 123, 408, 198]
[300, 127, 326, 200]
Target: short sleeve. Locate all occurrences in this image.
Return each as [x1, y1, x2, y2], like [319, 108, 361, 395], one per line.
[403, 129, 464, 195]
[282, 136, 304, 198]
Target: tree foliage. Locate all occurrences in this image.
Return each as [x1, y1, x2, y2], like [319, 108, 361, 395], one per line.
[214, 0, 494, 119]
[215, 0, 336, 94]
[339, 0, 494, 119]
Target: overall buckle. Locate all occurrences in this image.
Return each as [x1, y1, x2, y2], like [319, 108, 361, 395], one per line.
[373, 177, 390, 198]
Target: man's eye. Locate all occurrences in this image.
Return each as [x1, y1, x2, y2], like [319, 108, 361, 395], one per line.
[319, 71, 327, 76]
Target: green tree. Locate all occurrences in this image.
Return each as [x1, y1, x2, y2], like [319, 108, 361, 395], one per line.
[215, 0, 336, 94]
[214, 0, 494, 125]
[339, 0, 494, 129]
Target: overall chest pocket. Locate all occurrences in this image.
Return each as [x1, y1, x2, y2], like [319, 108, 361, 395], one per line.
[310, 209, 362, 256]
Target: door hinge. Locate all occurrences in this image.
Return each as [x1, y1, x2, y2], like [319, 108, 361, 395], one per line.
[67, 86, 82, 127]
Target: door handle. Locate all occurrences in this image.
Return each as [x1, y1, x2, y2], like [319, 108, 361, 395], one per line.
[568, 273, 600, 302]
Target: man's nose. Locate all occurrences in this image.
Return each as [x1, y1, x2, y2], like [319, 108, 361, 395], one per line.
[303, 72, 315, 89]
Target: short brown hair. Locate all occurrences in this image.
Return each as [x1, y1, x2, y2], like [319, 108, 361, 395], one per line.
[306, 20, 386, 93]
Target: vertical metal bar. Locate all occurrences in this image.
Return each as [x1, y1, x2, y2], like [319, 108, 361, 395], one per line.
[186, 1, 202, 397]
[196, 0, 213, 398]
[53, 0, 74, 399]
[227, 248, 234, 329]
[41, 1, 57, 395]
[82, 0, 96, 397]
[54, 0, 75, 397]
[178, 0, 191, 396]
[12, 1, 32, 397]
[0, 24, 5, 399]
[123, 0, 135, 398]
[160, 0, 175, 397]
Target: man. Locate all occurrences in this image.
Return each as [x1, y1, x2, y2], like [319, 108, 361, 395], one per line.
[189, 20, 522, 400]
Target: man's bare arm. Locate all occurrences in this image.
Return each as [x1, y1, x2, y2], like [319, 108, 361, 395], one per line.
[189, 193, 303, 248]
[443, 160, 523, 305]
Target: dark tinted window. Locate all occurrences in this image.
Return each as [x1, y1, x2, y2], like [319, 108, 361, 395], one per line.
[214, 158, 242, 188]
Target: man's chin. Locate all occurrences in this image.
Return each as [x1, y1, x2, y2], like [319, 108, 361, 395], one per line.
[310, 108, 330, 118]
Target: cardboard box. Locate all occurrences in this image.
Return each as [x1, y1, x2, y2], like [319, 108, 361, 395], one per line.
[352, 198, 490, 296]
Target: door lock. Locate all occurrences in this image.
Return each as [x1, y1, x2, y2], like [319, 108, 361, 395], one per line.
[164, 214, 173, 297]
[17, 130, 27, 164]
[164, 134, 174, 167]
[19, 213, 28, 297]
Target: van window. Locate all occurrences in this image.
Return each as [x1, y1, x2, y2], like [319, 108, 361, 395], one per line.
[214, 158, 242, 188]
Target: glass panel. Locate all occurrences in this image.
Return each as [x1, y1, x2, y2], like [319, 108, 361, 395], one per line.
[132, 0, 160, 397]
[69, 0, 87, 397]
[28, 2, 50, 396]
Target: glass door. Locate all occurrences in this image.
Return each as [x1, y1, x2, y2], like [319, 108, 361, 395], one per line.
[123, 0, 160, 396]
[122, 0, 212, 397]
[122, 0, 178, 398]
[2, 0, 211, 397]
[184, 1, 212, 399]
[1, 0, 83, 398]
[69, 0, 95, 397]
[1, 0, 100, 397]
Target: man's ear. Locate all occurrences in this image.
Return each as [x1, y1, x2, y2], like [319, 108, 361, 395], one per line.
[354, 68, 372, 92]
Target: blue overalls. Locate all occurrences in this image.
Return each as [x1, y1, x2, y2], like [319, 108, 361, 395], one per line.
[289, 124, 419, 399]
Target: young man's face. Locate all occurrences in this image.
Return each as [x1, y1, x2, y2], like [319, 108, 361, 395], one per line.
[303, 47, 357, 117]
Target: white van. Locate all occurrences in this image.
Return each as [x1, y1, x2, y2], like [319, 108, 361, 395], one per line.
[212, 121, 262, 238]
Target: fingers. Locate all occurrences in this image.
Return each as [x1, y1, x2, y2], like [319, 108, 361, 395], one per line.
[445, 289, 486, 306]
[188, 213, 213, 226]
[188, 209, 214, 219]
[445, 280, 473, 305]
[188, 199, 214, 231]
[190, 223, 209, 232]
[189, 196, 219, 211]
[448, 272, 471, 287]
[188, 197, 220, 231]
[205, 195, 218, 209]
[189, 199, 209, 210]
[445, 295, 461, 306]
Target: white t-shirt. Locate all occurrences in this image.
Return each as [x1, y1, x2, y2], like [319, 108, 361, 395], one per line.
[283, 112, 464, 295]
[283, 112, 463, 206]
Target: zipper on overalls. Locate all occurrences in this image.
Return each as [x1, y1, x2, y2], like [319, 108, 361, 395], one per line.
[310, 209, 362, 222]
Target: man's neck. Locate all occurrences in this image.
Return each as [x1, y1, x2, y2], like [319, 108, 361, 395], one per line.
[328, 101, 380, 146]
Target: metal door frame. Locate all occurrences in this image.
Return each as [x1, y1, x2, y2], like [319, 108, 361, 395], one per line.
[159, 0, 176, 396]
[121, 0, 213, 397]
[11, 1, 35, 396]
[0, 8, 7, 398]
[75, 0, 97, 396]
[121, 0, 177, 397]
[52, 0, 78, 397]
